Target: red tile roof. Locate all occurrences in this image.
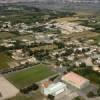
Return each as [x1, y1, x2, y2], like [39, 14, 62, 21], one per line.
[62, 72, 89, 87]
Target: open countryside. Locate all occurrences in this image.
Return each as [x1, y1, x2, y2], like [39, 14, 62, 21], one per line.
[0, 0, 100, 100]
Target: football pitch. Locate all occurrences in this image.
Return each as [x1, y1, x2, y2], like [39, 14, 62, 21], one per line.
[6, 64, 56, 88]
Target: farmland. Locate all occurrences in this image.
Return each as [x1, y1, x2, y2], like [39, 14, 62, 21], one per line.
[31, 44, 57, 52]
[0, 32, 16, 39]
[0, 52, 13, 69]
[93, 35, 100, 44]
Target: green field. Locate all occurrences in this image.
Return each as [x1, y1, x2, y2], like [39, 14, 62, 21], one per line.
[15, 35, 34, 41]
[75, 69, 100, 85]
[0, 52, 12, 69]
[6, 64, 56, 88]
[0, 32, 16, 39]
[10, 91, 44, 100]
[31, 44, 57, 52]
[93, 35, 100, 44]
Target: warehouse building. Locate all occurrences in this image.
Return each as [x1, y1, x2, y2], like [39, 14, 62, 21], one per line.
[41, 81, 67, 96]
[61, 72, 90, 89]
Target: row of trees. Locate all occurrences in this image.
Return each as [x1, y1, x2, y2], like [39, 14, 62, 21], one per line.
[0, 63, 39, 75]
[20, 83, 39, 94]
[87, 87, 100, 98]
[33, 49, 50, 61]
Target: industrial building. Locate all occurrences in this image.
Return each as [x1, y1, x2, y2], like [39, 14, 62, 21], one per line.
[41, 81, 67, 96]
[61, 72, 90, 89]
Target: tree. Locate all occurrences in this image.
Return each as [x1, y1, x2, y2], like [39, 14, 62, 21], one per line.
[34, 49, 49, 61]
[54, 42, 65, 49]
[72, 96, 85, 100]
[80, 63, 87, 68]
[87, 91, 96, 98]
[0, 92, 2, 97]
[48, 95, 55, 100]
[65, 48, 73, 56]
[97, 87, 100, 96]
[75, 49, 81, 54]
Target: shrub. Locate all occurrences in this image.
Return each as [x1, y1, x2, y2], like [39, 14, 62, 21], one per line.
[87, 91, 96, 98]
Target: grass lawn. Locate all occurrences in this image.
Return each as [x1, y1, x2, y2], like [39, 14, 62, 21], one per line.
[0, 32, 16, 39]
[15, 35, 34, 41]
[53, 16, 79, 23]
[0, 52, 12, 69]
[6, 64, 56, 88]
[63, 31, 98, 40]
[74, 69, 100, 85]
[93, 35, 100, 44]
[10, 90, 44, 100]
[31, 44, 57, 52]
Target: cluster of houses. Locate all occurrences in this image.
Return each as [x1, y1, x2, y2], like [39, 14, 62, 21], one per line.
[50, 39, 100, 72]
[0, 32, 57, 48]
[34, 33, 57, 44]
[0, 20, 93, 36]
[0, 22, 12, 32]
[0, 39, 16, 48]
[10, 49, 37, 68]
[0, 20, 54, 35]
[0, 21, 34, 34]
[45, 21, 93, 34]
[0, 38, 38, 68]
[0, 34, 100, 72]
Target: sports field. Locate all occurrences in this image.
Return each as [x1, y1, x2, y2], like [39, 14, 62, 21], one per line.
[6, 64, 56, 88]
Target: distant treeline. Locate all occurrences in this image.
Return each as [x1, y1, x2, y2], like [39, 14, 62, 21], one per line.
[0, 5, 76, 24]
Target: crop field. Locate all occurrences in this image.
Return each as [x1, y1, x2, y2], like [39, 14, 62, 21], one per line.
[31, 44, 57, 52]
[6, 64, 56, 88]
[93, 35, 100, 44]
[53, 16, 79, 23]
[0, 52, 13, 69]
[0, 32, 16, 39]
[61, 31, 99, 41]
[15, 35, 34, 41]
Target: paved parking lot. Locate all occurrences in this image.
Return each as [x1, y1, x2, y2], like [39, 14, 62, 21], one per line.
[0, 75, 19, 100]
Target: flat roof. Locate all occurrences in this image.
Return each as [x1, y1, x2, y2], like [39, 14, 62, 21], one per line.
[62, 72, 89, 87]
[42, 82, 66, 92]
[48, 82, 66, 91]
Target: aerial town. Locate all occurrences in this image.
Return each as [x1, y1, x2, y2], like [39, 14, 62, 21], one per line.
[0, 1, 100, 100]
